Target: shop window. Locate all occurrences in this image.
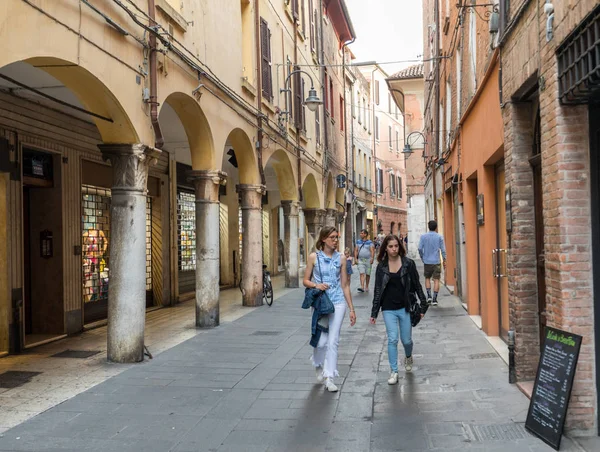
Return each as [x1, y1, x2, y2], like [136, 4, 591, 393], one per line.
[82, 185, 153, 304]
[177, 191, 196, 271]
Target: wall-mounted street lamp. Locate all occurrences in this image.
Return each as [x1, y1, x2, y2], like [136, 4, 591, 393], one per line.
[458, 2, 500, 33]
[280, 69, 322, 113]
[402, 131, 427, 157]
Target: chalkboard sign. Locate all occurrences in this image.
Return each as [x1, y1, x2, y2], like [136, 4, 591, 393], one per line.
[525, 327, 582, 450]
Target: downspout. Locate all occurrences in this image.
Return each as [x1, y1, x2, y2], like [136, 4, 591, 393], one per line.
[341, 38, 355, 250]
[371, 66, 378, 231]
[294, 11, 302, 202]
[319, 0, 329, 195]
[147, 0, 164, 149]
[432, 0, 439, 221]
[254, 2, 267, 186]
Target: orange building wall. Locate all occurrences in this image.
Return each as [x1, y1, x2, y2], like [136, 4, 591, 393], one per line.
[457, 59, 504, 336]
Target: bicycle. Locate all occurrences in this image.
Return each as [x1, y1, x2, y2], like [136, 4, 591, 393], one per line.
[238, 264, 274, 306]
[263, 265, 274, 306]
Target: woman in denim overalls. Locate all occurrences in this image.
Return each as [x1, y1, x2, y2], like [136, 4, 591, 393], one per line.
[303, 226, 356, 392]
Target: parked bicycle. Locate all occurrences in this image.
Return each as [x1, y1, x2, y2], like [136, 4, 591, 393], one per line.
[238, 264, 274, 306]
[263, 265, 274, 306]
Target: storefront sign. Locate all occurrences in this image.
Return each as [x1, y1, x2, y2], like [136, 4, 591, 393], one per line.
[366, 211, 373, 220]
[525, 327, 582, 450]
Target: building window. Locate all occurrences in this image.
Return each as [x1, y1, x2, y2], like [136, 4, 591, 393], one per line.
[329, 77, 334, 118]
[339, 96, 344, 131]
[260, 18, 273, 101]
[375, 80, 380, 105]
[309, 0, 315, 51]
[315, 106, 321, 144]
[358, 97, 362, 124]
[397, 176, 403, 199]
[389, 173, 395, 197]
[375, 116, 380, 141]
[388, 126, 392, 149]
[377, 167, 384, 193]
[388, 93, 392, 114]
[396, 130, 399, 151]
[367, 102, 371, 132]
[324, 68, 329, 112]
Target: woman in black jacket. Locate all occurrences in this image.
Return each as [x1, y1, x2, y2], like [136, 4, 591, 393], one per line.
[370, 234, 428, 385]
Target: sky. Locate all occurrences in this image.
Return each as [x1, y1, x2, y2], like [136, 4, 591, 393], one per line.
[344, 0, 424, 76]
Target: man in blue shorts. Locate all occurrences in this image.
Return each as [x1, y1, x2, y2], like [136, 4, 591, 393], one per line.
[354, 229, 375, 292]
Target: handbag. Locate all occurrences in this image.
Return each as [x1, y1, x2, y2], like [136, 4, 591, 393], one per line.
[409, 292, 422, 327]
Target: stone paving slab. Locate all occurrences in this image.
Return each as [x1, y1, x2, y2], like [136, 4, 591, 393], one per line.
[0, 267, 593, 451]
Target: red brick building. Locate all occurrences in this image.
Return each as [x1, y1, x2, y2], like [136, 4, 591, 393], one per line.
[500, 0, 599, 435]
[422, 0, 600, 435]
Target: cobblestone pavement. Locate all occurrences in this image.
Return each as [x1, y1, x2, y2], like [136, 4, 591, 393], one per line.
[0, 267, 595, 451]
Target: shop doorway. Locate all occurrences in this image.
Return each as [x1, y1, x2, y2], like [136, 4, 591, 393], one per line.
[530, 110, 547, 348]
[22, 148, 64, 347]
[495, 162, 509, 342]
[588, 103, 600, 435]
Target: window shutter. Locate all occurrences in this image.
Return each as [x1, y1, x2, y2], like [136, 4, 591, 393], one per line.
[375, 80, 380, 105]
[292, 0, 299, 20]
[302, 78, 306, 131]
[294, 68, 302, 127]
[260, 18, 273, 101]
[329, 77, 334, 118]
[324, 69, 329, 112]
[309, 0, 315, 50]
[315, 106, 321, 144]
[301, 0, 306, 36]
[388, 126, 392, 148]
[375, 116, 379, 140]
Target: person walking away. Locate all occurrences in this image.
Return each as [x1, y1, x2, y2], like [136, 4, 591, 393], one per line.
[354, 229, 375, 292]
[303, 227, 356, 392]
[370, 235, 428, 384]
[418, 220, 447, 306]
[344, 248, 353, 277]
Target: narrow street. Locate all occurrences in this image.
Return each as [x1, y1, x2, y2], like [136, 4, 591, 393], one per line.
[0, 270, 590, 452]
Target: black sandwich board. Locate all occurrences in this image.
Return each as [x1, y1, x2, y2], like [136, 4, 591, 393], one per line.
[525, 326, 582, 450]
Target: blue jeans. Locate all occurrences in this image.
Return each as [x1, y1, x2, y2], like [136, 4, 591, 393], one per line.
[382, 309, 413, 372]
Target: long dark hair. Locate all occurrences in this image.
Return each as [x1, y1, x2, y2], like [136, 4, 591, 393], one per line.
[377, 234, 406, 262]
[316, 226, 338, 251]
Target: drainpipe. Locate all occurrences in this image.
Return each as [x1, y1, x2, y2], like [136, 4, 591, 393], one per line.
[319, 0, 329, 194]
[432, 0, 439, 221]
[254, 2, 266, 186]
[341, 38, 355, 251]
[148, 0, 164, 149]
[293, 12, 302, 202]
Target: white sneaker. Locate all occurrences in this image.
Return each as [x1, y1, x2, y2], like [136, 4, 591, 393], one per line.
[405, 356, 413, 372]
[387, 372, 399, 385]
[324, 378, 338, 392]
[432, 299, 438, 306]
[315, 366, 324, 383]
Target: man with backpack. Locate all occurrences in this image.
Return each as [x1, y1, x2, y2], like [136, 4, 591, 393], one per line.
[418, 220, 447, 306]
[354, 229, 375, 292]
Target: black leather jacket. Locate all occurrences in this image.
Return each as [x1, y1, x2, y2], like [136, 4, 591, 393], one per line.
[371, 257, 428, 319]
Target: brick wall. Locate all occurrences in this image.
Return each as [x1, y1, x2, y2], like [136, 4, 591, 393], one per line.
[501, 0, 598, 434]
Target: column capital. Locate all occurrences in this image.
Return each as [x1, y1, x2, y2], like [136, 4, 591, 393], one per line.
[99, 144, 161, 194]
[236, 184, 266, 195]
[236, 184, 266, 210]
[281, 200, 299, 217]
[189, 170, 227, 203]
[303, 208, 326, 226]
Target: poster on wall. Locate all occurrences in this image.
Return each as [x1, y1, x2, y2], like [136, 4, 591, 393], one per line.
[525, 327, 582, 450]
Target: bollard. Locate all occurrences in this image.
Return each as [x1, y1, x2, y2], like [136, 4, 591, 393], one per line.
[508, 330, 516, 384]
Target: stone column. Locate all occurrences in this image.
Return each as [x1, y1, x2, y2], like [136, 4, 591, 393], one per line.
[189, 170, 227, 328]
[281, 200, 299, 288]
[325, 208, 338, 227]
[99, 144, 160, 363]
[237, 184, 265, 306]
[304, 208, 326, 252]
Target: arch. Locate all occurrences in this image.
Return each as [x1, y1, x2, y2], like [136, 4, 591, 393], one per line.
[264, 149, 297, 201]
[15, 57, 140, 143]
[301, 173, 321, 209]
[162, 92, 215, 170]
[226, 128, 261, 185]
[325, 173, 335, 209]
